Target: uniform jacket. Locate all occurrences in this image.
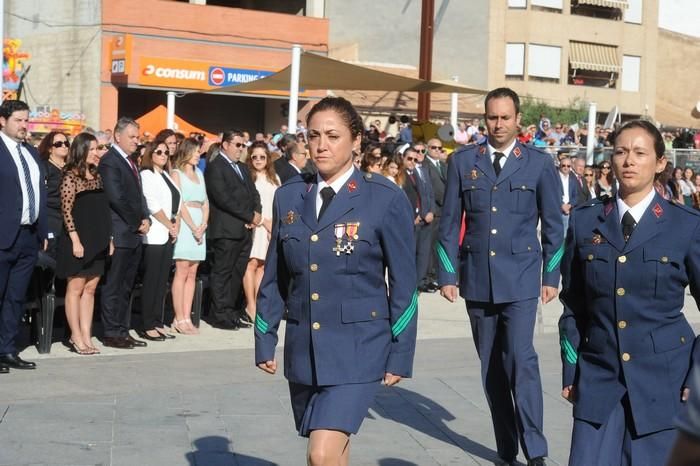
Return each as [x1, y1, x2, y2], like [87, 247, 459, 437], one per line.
[98, 147, 149, 248]
[559, 194, 700, 435]
[254, 169, 418, 386]
[437, 141, 564, 303]
[0, 138, 47, 249]
[205, 155, 261, 240]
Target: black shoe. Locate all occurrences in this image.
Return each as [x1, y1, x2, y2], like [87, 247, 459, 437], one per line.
[0, 362, 8, 374]
[102, 336, 134, 349]
[126, 335, 148, 347]
[496, 456, 517, 466]
[138, 330, 166, 342]
[240, 313, 254, 324]
[156, 329, 176, 340]
[0, 353, 36, 370]
[211, 319, 240, 330]
[527, 457, 546, 466]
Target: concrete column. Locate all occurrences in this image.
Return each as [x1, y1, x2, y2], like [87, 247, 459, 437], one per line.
[166, 91, 176, 130]
[305, 0, 325, 18]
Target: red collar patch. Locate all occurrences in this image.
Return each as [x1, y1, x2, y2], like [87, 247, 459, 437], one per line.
[652, 203, 663, 218]
[604, 201, 614, 216]
[347, 180, 357, 193]
[513, 147, 522, 158]
[479, 146, 486, 155]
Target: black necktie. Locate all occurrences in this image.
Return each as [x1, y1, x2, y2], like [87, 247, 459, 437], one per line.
[493, 152, 505, 176]
[622, 211, 636, 242]
[318, 186, 335, 220]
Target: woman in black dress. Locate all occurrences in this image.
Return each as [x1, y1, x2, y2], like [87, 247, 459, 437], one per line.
[37, 131, 70, 258]
[56, 133, 112, 354]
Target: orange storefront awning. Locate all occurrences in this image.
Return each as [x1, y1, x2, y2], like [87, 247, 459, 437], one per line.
[135, 105, 217, 140]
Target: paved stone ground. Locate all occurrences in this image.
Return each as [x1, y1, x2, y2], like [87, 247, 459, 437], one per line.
[1, 291, 698, 466]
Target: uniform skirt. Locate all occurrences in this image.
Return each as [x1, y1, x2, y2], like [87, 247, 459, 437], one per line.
[288, 380, 381, 437]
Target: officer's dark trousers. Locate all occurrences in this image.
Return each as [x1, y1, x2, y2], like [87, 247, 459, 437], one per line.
[466, 298, 547, 461]
[0, 226, 38, 354]
[209, 234, 251, 323]
[101, 245, 142, 337]
[568, 395, 675, 466]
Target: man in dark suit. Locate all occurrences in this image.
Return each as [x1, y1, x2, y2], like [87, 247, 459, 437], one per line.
[423, 138, 447, 292]
[0, 100, 47, 372]
[558, 156, 580, 234]
[205, 130, 262, 329]
[98, 117, 150, 349]
[274, 140, 309, 184]
[572, 156, 591, 205]
[401, 147, 434, 292]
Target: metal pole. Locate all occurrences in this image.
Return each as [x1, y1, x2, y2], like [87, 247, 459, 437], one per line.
[417, 0, 434, 122]
[287, 44, 302, 134]
[166, 91, 176, 130]
[0, 0, 5, 104]
[450, 76, 458, 131]
[586, 102, 597, 165]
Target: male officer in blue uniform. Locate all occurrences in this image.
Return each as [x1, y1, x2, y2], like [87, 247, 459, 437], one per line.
[254, 96, 417, 466]
[438, 88, 564, 466]
[559, 120, 700, 465]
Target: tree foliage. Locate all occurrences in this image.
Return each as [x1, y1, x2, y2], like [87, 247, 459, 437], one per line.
[519, 96, 588, 127]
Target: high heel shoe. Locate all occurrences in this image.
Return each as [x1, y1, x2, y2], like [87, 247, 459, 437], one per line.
[156, 328, 176, 340]
[65, 340, 92, 355]
[137, 330, 166, 342]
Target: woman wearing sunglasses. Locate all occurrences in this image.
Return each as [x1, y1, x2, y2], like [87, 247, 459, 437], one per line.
[595, 161, 617, 200]
[243, 142, 280, 323]
[139, 142, 181, 341]
[38, 131, 70, 258]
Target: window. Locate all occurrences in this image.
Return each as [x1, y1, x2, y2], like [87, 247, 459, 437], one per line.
[530, 0, 563, 10]
[508, 0, 527, 7]
[528, 44, 561, 81]
[571, 0, 627, 20]
[505, 43, 525, 77]
[621, 55, 641, 91]
[624, 0, 643, 24]
[568, 41, 621, 88]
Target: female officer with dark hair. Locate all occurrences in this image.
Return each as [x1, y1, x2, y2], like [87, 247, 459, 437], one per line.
[559, 119, 700, 465]
[254, 96, 417, 466]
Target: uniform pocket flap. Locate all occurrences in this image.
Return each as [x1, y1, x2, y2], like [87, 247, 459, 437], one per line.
[341, 296, 390, 323]
[579, 246, 610, 262]
[510, 179, 536, 192]
[643, 247, 681, 265]
[651, 320, 694, 353]
[511, 236, 539, 254]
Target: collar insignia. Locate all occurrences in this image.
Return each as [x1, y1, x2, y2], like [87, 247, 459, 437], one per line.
[479, 146, 486, 155]
[513, 147, 522, 158]
[604, 201, 614, 217]
[653, 203, 663, 218]
[347, 180, 357, 192]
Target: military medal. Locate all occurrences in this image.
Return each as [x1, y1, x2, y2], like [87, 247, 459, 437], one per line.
[344, 222, 360, 255]
[333, 223, 346, 256]
[471, 169, 478, 180]
[592, 234, 602, 245]
[284, 211, 297, 224]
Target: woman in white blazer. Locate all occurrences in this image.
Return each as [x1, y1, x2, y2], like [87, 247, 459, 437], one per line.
[139, 141, 182, 341]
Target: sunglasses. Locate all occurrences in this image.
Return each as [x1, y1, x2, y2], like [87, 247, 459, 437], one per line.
[52, 141, 70, 148]
[404, 156, 416, 162]
[560, 164, 571, 168]
[251, 155, 267, 161]
[429, 145, 443, 151]
[601, 166, 611, 169]
[226, 141, 245, 148]
[97, 143, 111, 150]
[584, 174, 594, 177]
[153, 149, 170, 156]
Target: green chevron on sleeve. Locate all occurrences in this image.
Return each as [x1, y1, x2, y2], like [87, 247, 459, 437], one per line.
[560, 335, 578, 365]
[255, 314, 269, 334]
[392, 290, 418, 338]
[435, 241, 456, 274]
[546, 243, 565, 273]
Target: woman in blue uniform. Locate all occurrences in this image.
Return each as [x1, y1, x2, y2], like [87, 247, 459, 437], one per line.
[254, 97, 418, 466]
[559, 119, 700, 466]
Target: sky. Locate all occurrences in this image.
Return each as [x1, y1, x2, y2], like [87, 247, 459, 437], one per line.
[658, 0, 700, 38]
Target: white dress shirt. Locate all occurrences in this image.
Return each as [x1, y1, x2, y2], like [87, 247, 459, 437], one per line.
[316, 165, 355, 218]
[559, 172, 571, 204]
[0, 131, 40, 225]
[616, 187, 657, 225]
[487, 138, 517, 171]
